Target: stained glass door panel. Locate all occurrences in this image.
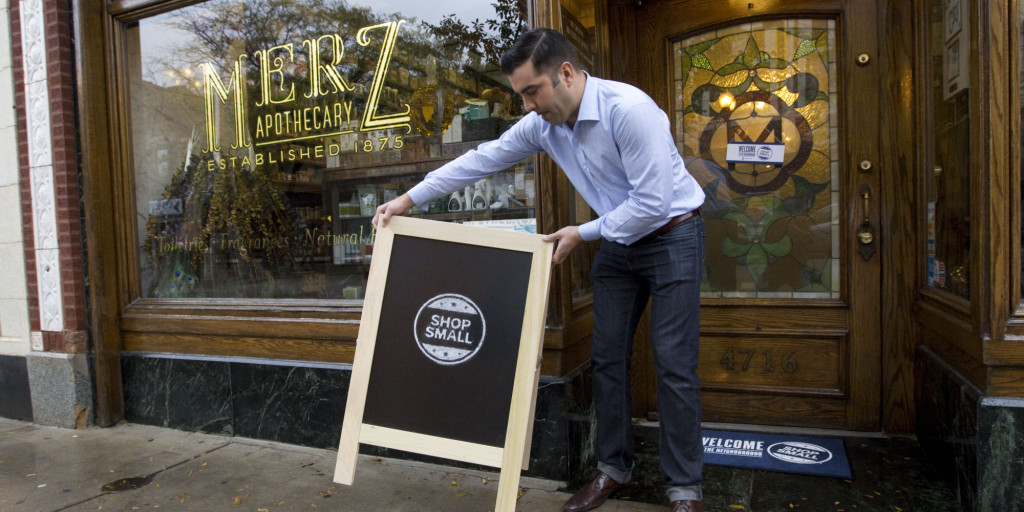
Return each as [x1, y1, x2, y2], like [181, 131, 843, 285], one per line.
[676, 20, 839, 299]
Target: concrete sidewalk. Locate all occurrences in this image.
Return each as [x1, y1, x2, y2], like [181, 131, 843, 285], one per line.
[0, 418, 661, 512]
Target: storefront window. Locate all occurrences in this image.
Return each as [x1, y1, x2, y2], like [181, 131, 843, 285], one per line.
[1019, 0, 1024, 301]
[674, 20, 840, 299]
[926, 0, 971, 299]
[128, 0, 530, 300]
[558, 0, 599, 302]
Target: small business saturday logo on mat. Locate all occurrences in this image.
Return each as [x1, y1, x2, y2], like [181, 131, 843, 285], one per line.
[767, 441, 833, 464]
[414, 294, 486, 365]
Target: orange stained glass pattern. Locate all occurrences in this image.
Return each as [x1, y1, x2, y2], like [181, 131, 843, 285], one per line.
[673, 19, 839, 299]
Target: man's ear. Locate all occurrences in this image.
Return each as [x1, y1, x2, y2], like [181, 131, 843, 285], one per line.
[560, 61, 576, 86]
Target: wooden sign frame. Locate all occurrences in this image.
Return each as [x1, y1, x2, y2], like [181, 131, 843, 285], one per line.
[334, 216, 553, 512]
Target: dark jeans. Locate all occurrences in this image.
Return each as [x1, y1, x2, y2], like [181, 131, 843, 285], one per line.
[591, 215, 705, 502]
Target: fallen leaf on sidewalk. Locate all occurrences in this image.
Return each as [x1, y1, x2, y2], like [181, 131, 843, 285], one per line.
[234, 497, 242, 505]
[455, 492, 469, 497]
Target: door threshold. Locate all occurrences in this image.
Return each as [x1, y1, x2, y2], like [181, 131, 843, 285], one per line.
[635, 420, 890, 439]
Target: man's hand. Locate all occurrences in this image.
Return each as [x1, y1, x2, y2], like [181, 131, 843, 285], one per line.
[542, 226, 583, 265]
[372, 194, 415, 228]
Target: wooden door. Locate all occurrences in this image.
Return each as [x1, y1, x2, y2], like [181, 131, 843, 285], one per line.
[617, 0, 882, 430]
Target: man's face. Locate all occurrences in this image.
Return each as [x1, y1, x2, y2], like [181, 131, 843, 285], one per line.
[508, 60, 575, 126]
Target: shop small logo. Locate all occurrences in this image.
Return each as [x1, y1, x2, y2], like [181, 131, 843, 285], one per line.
[414, 294, 486, 365]
[766, 441, 833, 465]
[756, 145, 774, 160]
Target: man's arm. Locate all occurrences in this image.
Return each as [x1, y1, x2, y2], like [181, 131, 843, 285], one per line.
[371, 115, 542, 228]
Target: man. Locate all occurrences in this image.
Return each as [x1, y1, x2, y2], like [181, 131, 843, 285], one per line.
[373, 28, 706, 512]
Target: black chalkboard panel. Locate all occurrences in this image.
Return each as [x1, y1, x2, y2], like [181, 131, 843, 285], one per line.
[362, 235, 532, 448]
[335, 216, 553, 512]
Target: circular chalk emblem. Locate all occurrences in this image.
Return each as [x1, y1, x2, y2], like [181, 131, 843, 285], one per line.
[766, 441, 833, 465]
[413, 294, 486, 365]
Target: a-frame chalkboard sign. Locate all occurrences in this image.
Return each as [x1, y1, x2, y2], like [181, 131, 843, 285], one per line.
[334, 215, 553, 512]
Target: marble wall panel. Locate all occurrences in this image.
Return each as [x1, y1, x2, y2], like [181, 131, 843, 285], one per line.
[229, 361, 349, 448]
[121, 354, 232, 435]
[0, 354, 32, 420]
[119, 353, 587, 481]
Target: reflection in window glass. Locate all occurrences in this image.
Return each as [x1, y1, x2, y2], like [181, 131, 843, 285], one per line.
[926, 0, 970, 299]
[558, 0, 599, 302]
[129, 0, 530, 300]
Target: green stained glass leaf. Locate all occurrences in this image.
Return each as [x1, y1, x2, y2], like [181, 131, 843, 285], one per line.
[725, 77, 754, 95]
[762, 236, 793, 258]
[742, 37, 762, 68]
[732, 196, 751, 211]
[722, 237, 751, 259]
[686, 38, 719, 56]
[783, 175, 827, 216]
[815, 90, 829, 102]
[792, 174, 828, 197]
[746, 244, 768, 282]
[717, 62, 748, 76]
[793, 39, 817, 61]
[691, 53, 714, 71]
[679, 51, 692, 78]
[724, 211, 755, 235]
[753, 76, 783, 92]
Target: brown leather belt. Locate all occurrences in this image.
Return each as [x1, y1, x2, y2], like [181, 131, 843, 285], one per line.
[633, 208, 701, 246]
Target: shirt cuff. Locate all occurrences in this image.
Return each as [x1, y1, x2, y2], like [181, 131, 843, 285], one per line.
[406, 184, 434, 211]
[578, 220, 601, 242]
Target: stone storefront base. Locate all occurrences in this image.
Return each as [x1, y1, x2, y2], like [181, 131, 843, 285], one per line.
[120, 352, 597, 483]
[0, 354, 33, 420]
[916, 346, 1024, 512]
[25, 352, 93, 428]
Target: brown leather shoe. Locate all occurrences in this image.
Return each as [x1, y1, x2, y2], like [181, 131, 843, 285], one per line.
[670, 500, 705, 512]
[562, 472, 629, 512]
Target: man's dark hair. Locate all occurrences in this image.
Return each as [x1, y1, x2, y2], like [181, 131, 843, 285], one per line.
[499, 28, 582, 80]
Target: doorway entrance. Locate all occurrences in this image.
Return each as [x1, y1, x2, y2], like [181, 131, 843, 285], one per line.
[613, 0, 882, 430]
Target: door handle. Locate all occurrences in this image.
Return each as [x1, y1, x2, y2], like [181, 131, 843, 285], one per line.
[857, 185, 876, 260]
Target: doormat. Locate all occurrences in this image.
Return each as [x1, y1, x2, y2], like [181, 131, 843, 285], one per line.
[702, 429, 852, 479]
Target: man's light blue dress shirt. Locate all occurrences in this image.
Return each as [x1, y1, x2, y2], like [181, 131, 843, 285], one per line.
[406, 75, 705, 246]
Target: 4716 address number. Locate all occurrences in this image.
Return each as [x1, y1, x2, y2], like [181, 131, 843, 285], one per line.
[720, 347, 798, 373]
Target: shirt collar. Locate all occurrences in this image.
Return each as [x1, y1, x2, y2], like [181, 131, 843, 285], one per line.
[575, 72, 600, 124]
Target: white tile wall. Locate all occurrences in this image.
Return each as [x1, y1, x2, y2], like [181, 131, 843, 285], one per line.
[0, 184, 21, 243]
[0, 243, 27, 300]
[0, 0, 31, 355]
